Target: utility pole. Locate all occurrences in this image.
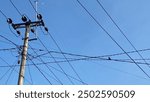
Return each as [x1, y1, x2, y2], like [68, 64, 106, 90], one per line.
[12, 19, 44, 85]
[18, 24, 30, 85]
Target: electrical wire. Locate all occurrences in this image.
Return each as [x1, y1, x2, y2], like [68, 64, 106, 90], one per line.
[0, 40, 14, 45]
[0, 68, 12, 82]
[35, 38, 74, 84]
[9, 0, 22, 16]
[76, 0, 150, 78]
[11, 56, 150, 66]
[0, 48, 16, 51]
[27, 55, 53, 85]
[32, 57, 150, 66]
[45, 31, 84, 84]
[8, 24, 19, 37]
[31, 48, 150, 61]
[28, 0, 38, 13]
[28, 44, 63, 85]
[27, 0, 80, 84]
[0, 56, 32, 84]
[0, 8, 19, 37]
[90, 61, 149, 81]
[2, 53, 150, 67]
[96, 0, 150, 71]
[5, 61, 17, 84]
[0, 35, 19, 47]
[26, 61, 33, 84]
[0, 9, 7, 19]
[27, 0, 84, 84]
[46, 65, 88, 85]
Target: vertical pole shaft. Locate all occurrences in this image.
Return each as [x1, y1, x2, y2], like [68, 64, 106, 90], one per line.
[18, 24, 30, 85]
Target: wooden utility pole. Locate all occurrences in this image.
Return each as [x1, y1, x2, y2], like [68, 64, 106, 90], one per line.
[18, 24, 30, 85]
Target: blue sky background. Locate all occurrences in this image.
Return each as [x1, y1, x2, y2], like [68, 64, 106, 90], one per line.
[0, 0, 150, 85]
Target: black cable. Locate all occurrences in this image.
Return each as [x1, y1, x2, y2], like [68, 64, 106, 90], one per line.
[8, 24, 19, 37]
[27, 0, 83, 84]
[1, 55, 150, 68]
[46, 31, 84, 84]
[122, 58, 150, 61]
[0, 9, 7, 19]
[0, 7, 18, 37]
[27, 55, 53, 85]
[9, 0, 22, 16]
[47, 65, 88, 85]
[5, 61, 17, 84]
[91, 61, 149, 81]
[0, 8, 20, 38]
[76, 0, 150, 78]
[36, 38, 74, 84]
[96, 0, 150, 71]
[0, 40, 14, 45]
[27, 0, 77, 84]
[31, 48, 150, 61]
[28, 44, 63, 85]
[0, 56, 32, 84]
[0, 35, 19, 47]
[26, 62, 33, 84]
[0, 68, 12, 82]
[0, 9, 19, 37]
[0, 48, 16, 51]
[28, 0, 38, 13]
[34, 65, 64, 84]
[36, 57, 150, 66]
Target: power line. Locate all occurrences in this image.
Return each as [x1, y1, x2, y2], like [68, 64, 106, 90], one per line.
[0, 48, 17, 51]
[0, 56, 32, 84]
[46, 31, 84, 84]
[76, 0, 150, 78]
[37, 67, 63, 84]
[27, 47, 87, 84]
[96, 0, 150, 72]
[0, 68, 12, 82]
[0, 40, 14, 45]
[26, 62, 33, 84]
[0, 9, 7, 19]
[27, 55, 53, 85]
[46, 65, 88, 85]
[27, 0, 84, 84]
[37, 37, 75, 84]
[27, 0, 83, 84]
[28, 44, 64, 85]
[30, 48, 150, 61]
[8, 24, 20, 37]
[2, 52, 150, 67]
[0, 9, 20, 37]
[28, 0, 38, 13]
[91, 61, 149, 81]
[3, 55, 150, 67]
[1, 53, 150, 81]
[0, 35, 19, 47]
[5, 61, 17, 84]
[27, 58, 63, 84]
[9, 0, 22, 16]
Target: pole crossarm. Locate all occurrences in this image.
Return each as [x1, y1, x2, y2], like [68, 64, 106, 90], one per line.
[12, 20, 44, 29]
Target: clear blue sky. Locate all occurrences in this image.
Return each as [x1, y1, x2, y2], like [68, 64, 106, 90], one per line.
[0, 0, 150, 85]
